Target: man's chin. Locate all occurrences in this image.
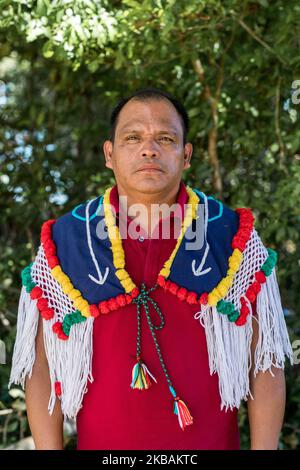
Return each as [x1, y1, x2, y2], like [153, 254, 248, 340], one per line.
[131, 173, 168, 193]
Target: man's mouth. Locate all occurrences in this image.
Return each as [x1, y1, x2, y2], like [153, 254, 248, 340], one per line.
[136, 166, 163, 172]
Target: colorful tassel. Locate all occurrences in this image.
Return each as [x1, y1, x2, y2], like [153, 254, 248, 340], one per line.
[130, 356, 157, 390]
[169, 386, 193, 430]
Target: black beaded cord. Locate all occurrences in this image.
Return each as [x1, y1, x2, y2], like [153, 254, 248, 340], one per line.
[132, 282, 175, 392]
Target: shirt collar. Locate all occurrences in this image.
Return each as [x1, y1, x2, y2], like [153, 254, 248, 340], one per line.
[109, 180, 189, 222]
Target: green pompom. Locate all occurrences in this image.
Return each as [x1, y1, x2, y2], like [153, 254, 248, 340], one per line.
[62, 310, 86, 336]
[228, 310, 240, 322]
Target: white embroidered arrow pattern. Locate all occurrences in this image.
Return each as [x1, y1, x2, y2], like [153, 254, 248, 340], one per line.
[191, 191, 212, 277]
[191, 243, 212, 276]
[85, 199, 109, 285]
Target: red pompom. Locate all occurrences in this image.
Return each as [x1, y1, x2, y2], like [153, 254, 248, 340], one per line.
[116, 295, 126, 307]
[241, 220, 254, 229]
[125, 294, 132, 304]
[108, 298, 118, 311]
[240, 305, 250, 316]
[169, 282, 179, 295]
[41, 308, 54, 320]
[89, 304, 100, 318]
[237, 228, 251, 239]
[52, 320, 69, 340]
[235, 207, 250, 215]
[54, 381, 62, 397]
[255, 271, 266, 284]
[37, 297, 48, 311]
[48, 255, 59, 268]
[236, 208, 254, 222]
[245, 286, 256, 303]
[42, 219, 55, 230]
[57, 329, 69, 341]
[235, 315, 247, 326]
[98, 301, 110, 314]
[52, 321, 62, 334]
[232, 237, 247, 251]
[30, 286, 43, 299]
[40, 233, 49, 244]
[40, 228, 51, 241]
[252, 281, 262, 294]
[46, 247, 57, 258]
[41, 220, 56, 245]
[186, 292, 198, 304]
[199, 292, 208, 305]
[157, 275, 166, 287]
[43, 239, 56, 255]
[131, 287, 139, 298]
[177, 287, 187, 301]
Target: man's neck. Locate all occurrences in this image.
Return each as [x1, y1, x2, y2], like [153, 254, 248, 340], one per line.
[117, 184, 180, 237]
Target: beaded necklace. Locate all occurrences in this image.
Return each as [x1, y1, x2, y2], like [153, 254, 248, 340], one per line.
[101, 185, 198, 430]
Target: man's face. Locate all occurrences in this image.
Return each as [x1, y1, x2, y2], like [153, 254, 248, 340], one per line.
[103, 98, 192, 195]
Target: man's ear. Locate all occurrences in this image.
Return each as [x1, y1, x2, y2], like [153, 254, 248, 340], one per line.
[183, 143, 193, 170]
[103, 140, 113, 169]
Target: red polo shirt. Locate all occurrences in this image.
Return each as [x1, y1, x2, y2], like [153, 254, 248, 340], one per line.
[76, 181, 240, 450]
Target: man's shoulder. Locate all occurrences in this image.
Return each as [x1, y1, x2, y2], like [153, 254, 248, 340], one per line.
[55, 194, 104, 227]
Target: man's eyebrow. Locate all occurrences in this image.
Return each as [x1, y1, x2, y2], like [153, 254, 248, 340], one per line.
[119, 123, 179, 135]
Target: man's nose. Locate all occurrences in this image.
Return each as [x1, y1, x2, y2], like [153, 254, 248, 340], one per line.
[141, 137, 159, 157]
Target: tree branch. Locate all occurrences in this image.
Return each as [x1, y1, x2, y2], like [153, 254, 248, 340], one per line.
[237, 17, 286, 66]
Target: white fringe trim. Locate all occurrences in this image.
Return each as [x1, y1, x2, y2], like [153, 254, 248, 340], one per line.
[254, 268, 294, 376]
[43, 313, 94, 419]
[195, 303, 254, 411]
[8, 286, 40, 389]
[10, 242, 294, 417]
[9, 287, 95, 420]
[194, 269, 293, 411]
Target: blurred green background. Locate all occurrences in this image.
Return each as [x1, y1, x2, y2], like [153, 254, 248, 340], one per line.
[0, 0, 299, 449]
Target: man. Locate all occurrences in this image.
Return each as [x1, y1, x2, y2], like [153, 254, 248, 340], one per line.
[9, 88, 293, 450]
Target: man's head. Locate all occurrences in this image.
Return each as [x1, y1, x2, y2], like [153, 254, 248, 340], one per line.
[103, 88, 193, 197]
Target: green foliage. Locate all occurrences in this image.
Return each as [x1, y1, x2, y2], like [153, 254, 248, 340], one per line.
[0, 0, 299, 449]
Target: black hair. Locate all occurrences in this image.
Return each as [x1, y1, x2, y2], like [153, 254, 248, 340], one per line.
[109, 87, 189, 145]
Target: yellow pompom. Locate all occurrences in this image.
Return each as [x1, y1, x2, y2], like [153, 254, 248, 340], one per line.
[74, 298, 89, 311]
[222, 276, 234, 289]
[227, 268, 236, 276]
[122, 279, 136, 293]
[113, 251, 125, 260]
[114, 259, 125, 269]
[215, 283, 228, 297]
[234, 248, 243, 258]
[107, 226, 118, 240]
[62, 281, 74, 295]
[68, 289, 82, 301]
[228, 259, 240, 271]
[208, 291, 221, 306]
[51, 265, 62, 277]
[229, 249, 243, 267]
[81, 306, 91, 318]
[160, 267, 170, 278]
[56, 273, 69, 284]
[115, 269, 129, 281]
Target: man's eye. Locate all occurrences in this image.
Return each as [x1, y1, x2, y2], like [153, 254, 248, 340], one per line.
[125, 135, 173, 142]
